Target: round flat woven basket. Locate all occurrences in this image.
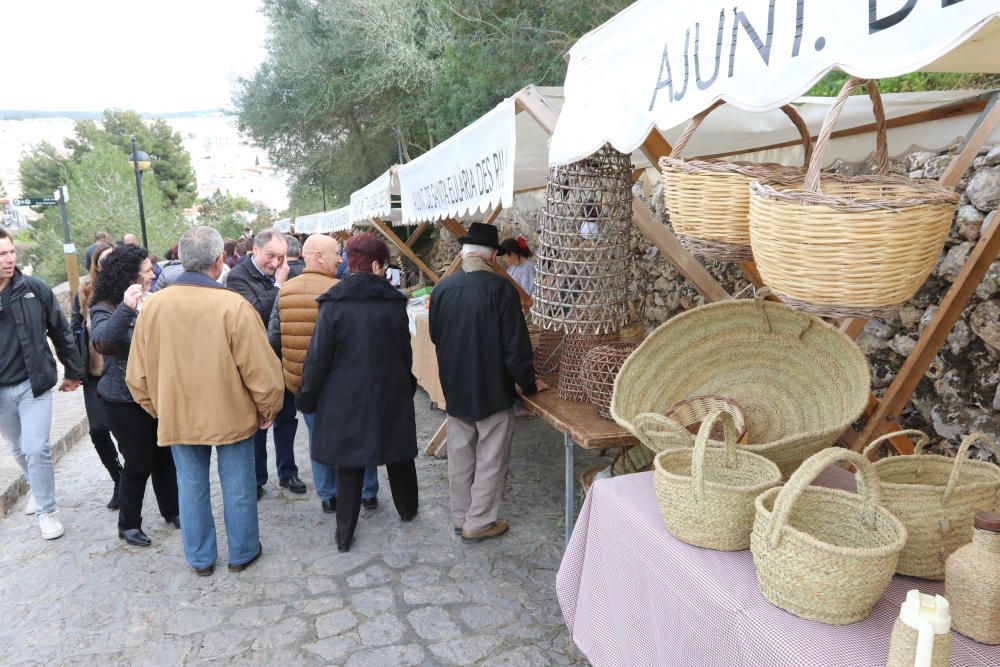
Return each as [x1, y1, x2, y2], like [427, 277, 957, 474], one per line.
[610, 291, 870, 478]
[751, 448, 907, 624]
[654, 411, 782, 551]
[582, 342, 638, 420]
[749, 78, 957, 320]
[660, 101, 812, 262]
[558, 331, 619, 402]
[863, 430, 1000, 580]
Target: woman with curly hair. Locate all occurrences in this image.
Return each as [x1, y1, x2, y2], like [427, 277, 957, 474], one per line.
[91, 244, 179, 547]
[70, 243, 121, 509]
[499, 236, 536, 296]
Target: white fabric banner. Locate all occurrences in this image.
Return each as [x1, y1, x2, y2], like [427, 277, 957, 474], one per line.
[294, 206, 352, 234]
[349, 170, 394, 224]
[551, 0, 1000, 165]
[399, 99, 517, 224]
[274, 218, 291, 233]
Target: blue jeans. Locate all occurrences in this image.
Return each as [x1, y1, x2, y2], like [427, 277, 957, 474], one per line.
[0, 380, 55, 515]
[303, 413, 378, 501]
[171, 437, 259, 569]
[255, 389, 298, 486]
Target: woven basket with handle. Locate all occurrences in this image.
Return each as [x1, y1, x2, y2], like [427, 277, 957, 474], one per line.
[749, 78, 958, 319]
[863, 430, 1000, 580]
[659, 101, 812, 262]
[654, 410, 781, 551]
[751, 447, 907, 624]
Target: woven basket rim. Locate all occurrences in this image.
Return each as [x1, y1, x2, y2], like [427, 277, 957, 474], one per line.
[654, 448, 781, 493]
[873, 454, 1000, 491]
[750, 173, 958, 211]
[610, 297, 870, 444]
[755, 485, 908, 558]
[661, 156, 806, 181]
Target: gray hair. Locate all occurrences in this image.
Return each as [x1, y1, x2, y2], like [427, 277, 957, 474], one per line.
[254, 228, 287, 250]
[285, 234, 301, 258]
[461, 244, 494, 259]
[179, 226, 224, 273]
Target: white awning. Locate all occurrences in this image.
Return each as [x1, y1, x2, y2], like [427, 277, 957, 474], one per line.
[294, 206, 351, 234]
[349, 168, 402, 225]
[550, 0, 1000, 165]
[274, 218, 291, 233]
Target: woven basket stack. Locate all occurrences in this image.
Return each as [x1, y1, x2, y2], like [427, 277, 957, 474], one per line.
[582, 343, 637, 419]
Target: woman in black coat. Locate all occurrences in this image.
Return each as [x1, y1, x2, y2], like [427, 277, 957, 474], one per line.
[297, 233, 418, 552]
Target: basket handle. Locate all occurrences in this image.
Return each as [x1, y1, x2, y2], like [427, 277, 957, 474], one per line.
[803, 77, 889, 193]
[669, 101, 814, 168]
[862, 429, 930, 458]
[943, 433, 999, 503]
[753, 287, 813, 338]
[633, 412, 693, 454]
[766, 447, 881, 550]
[690, 410, 739, 503]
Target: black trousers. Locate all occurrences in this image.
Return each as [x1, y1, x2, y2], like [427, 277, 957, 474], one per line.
[336, 459, 418, 545]
[84, 376, 119, 482]
[104, 400, 179, 530]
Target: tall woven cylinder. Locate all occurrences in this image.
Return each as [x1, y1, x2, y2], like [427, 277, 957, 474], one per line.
[532, 144, 633, 335]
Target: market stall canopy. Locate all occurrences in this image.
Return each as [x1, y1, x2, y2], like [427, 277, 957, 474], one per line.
[274, 218, 291, 233]
[349, 168, 402, 226]
[294, 205, 351, 234]
[550, 0, 1000, 166]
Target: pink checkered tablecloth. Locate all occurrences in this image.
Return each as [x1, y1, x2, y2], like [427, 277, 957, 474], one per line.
[557, 467, 1000, 667]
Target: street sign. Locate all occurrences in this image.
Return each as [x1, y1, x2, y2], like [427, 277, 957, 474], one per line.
[12, 197, 58, 206]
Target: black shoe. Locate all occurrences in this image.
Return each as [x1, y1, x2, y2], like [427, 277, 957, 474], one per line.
[194, 564, 215, 577]
[400, 509, 417, 523]
[454, 525, 462, 535]
[322, 497, 336, 514]
[166, 516, 180, 529]
[118, 528, 152, 547]
[361, 497, 378, 510]
[228, 543, 263, 572]
[256, 485, 265, 501]
[337, 541, 351, 553]
[107, 480, 120, 510]
[279, 476, 307, 494]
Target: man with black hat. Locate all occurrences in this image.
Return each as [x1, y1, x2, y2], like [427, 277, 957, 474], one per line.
[429, 222, 541, 544]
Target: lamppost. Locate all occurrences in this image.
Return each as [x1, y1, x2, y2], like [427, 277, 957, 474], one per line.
[128, 136, 151, 249]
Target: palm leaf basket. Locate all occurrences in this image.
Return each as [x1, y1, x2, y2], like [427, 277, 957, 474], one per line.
[749, 78, 958, 319]
[751, 448, 907, 625]
[659, 101, 812, 262]
[654, 410, 782, 551]
[611, 291, 870, 478]
[863, 430, 1000, 580]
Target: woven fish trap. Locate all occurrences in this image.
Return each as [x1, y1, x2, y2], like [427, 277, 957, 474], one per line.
[531, 144, 633, 335]
[610, 290, 870, 478]
[751, 448, 907, 624]
[654, 411, 782, 551]
[581, 343, 638, 420]
[558, 331, 619, 402]
[749, 78, 957, 320]
[659, 101, 812, 262]
[862, 430, 1000, 581]
[534, 329, 564, 385]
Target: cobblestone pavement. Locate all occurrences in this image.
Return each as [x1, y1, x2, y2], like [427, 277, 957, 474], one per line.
[0, 390, 606, 665]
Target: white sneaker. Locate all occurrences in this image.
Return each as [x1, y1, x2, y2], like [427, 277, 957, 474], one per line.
[38, 511, 64, 540]
[24, 491, 36, 515]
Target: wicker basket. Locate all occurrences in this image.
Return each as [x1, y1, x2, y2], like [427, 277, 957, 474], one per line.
[665, 395, 749, 444]
[558, 331, 619, 402]
[751, 448, 907, 624]
[863, 430, 1000, 580]
[534, 329, 564, 385]
[660, 101, 812, 262]
[749, 78, 958, 319]
[583, 343, 638, 420]
[654, 410, 782, 551]
[611, 291, 870, 478]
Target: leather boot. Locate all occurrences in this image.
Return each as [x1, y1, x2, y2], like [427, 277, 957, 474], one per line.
[92, 432, 122, 510]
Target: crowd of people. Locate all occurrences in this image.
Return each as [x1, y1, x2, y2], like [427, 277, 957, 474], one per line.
[0, 219, 541, 575]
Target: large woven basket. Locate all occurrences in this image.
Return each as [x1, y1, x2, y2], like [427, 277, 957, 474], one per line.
[610, 292, 870, 478]
[863, 430, 1000, 580]
[582, 342, 638, 420]
[654, 411, 782, 551]
[751, 448, 907, 624]
[660, 101, 812, 262]
[749, 78, 958, 319]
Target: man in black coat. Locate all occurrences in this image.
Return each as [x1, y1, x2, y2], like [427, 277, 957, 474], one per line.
[429, 222, 540, 544]
[0, 228, 84, 540]
[225, 228, 306, 498]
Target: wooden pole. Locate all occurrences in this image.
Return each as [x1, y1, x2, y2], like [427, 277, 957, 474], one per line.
[405, 222, 429, 248]
[370, 217, 440, 284]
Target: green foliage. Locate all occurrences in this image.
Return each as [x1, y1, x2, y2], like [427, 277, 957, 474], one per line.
[197, 190, 257, 240]
[18, 142, 72, 203]
[808, 71, 1000, 97]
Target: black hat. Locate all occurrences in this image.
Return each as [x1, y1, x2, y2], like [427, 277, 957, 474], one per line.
[457, 222, 506, 255]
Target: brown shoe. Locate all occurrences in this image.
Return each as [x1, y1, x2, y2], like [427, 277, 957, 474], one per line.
[461, 520, 508, 544]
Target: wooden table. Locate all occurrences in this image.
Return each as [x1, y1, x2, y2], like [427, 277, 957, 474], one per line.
[520, 390, 638, 544]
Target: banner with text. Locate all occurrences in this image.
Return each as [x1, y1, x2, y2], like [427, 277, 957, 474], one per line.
[349, 170, 394, 225]
[550, 0, 1000, 165]
[399, 98, 517, 224]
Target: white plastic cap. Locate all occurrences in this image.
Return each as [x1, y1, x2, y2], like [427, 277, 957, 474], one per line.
[900, 589, 951, 635]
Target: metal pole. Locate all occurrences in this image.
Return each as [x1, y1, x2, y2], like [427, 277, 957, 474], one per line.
[565, 433, 575, 546]
[130, 136, 149, 249]
[57, 187, 80, 298]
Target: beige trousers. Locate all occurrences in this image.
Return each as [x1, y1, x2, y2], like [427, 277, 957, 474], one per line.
[447, 408, 515, 533]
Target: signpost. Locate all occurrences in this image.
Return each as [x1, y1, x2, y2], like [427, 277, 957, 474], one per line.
[54, 186, 80, 297]
[12, 197, 58, 207]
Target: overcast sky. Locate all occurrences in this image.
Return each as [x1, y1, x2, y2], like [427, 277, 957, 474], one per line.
[3, 0, 269, 112]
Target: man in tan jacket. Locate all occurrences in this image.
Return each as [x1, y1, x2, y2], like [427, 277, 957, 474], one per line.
[127, 226, 284, 576]
[267, 234, 380, 514]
